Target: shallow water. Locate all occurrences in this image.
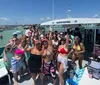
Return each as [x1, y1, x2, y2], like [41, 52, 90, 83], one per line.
[0, 28, 25, 48]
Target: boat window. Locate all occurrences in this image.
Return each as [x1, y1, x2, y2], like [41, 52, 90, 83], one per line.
[75, 20, 77, 22]
[56, 21, 70, 24]
[52, 22, 54, 24]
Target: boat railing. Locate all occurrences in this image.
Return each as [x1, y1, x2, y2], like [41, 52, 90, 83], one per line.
[0, 52, 3, 56]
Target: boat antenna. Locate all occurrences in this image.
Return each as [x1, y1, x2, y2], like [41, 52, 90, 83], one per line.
[67, 5, 71, 18]
[15, 21, 17, 25]
[52, 0, 54, 20]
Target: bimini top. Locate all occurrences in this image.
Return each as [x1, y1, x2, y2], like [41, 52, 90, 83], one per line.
[41, 18, 100, 25]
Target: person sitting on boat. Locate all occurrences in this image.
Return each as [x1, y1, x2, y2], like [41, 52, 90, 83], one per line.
[42, 39, 57, 85]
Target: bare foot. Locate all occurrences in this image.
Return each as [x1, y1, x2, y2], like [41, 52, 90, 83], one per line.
[32, 83, 35, 85]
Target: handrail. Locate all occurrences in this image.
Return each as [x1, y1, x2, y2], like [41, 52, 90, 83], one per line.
[95, 44, 100, 47]
[0, 53, 4, 58]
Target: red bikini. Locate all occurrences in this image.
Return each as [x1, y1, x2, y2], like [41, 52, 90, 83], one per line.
[58, 48, 68, 54]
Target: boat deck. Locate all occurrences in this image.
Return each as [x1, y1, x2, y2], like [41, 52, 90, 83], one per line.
[10, 60, 87, 85]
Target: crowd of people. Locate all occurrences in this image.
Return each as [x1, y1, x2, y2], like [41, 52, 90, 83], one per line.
[3, 25, 85, 85]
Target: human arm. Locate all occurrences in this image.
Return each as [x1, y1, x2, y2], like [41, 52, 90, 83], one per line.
[67, 49, 74, 57]
[24, 38, 32, 52]
[65, 34, 69, 48]
[3, 47, 8, 62]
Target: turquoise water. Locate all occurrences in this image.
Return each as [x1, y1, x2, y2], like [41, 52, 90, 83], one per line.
[0, 26, 25, 48]
[0, 30, 17, 47]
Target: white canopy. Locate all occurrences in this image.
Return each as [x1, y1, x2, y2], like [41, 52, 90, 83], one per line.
[41, 18, 100, 26]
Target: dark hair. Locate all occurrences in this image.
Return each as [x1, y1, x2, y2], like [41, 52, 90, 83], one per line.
[54, 31, 58, 35]
[74, 36, 81, 44]
[59, 38, 66, 45]
[75, 27, 79, 31]
[70, 30, 73, 35]
[53, 34, 58, 40]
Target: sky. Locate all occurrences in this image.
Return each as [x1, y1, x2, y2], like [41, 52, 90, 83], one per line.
[0, 0, 100, 25]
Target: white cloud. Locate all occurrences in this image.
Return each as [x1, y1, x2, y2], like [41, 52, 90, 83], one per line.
[0, 17, 9, 20]
[40, 18, 44, 20]
[93, 14, 99, 18]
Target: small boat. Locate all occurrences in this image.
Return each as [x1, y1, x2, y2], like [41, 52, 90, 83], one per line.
[23, 27, 28, 29]
[23, 26, 29, 29]
[0, 29, 3, 32]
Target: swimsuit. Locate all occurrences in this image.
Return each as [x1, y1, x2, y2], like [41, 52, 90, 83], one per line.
[57, 48, 69, 72]
[43, 49, 56, 79]
[28, 53, 42, 73]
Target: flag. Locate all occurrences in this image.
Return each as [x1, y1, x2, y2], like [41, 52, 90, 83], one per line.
[68, 5, 71, 12]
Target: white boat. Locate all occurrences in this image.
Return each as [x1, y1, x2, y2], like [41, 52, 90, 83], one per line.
[41, 18, 100, 25]
[41, 18, 100, 32]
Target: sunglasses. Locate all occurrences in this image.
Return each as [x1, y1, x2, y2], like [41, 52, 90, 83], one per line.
[42, 41, 48, 45]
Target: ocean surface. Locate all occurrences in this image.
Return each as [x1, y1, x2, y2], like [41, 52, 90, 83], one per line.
[0, 26, 25, 48]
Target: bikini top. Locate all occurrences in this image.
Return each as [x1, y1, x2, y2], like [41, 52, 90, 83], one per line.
[73, 44, 81, 51]
[58, 48, 69, 54]
[52, 40, 58, 46]
[46, 49, 51, 56]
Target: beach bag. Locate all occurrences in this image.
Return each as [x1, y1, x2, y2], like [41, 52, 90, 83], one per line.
[88, 60, 100, 80]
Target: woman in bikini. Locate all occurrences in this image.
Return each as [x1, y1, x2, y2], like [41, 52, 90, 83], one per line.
[52, 34, 59, 58]
[42, 39, 56, 85]
[52, 34, 59, 68]
[57, 37, 70, 85]
[71, 36, 85, 69]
